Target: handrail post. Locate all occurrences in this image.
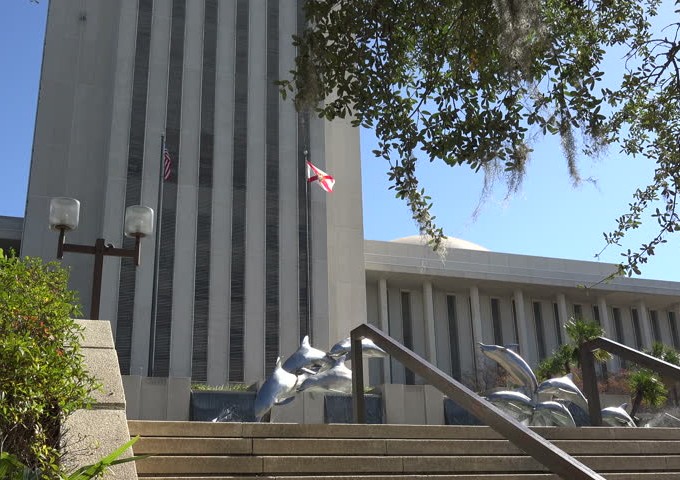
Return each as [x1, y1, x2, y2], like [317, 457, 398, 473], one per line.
[351, 334, 366, 423]
[579, 340, 602, 426]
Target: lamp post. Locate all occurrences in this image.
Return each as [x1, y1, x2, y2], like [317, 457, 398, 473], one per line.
[49, 197, 154, 320]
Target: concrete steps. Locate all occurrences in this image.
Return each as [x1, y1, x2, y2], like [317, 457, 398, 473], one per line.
[128, 477, 680, 480]
[129, 421, 680, 479]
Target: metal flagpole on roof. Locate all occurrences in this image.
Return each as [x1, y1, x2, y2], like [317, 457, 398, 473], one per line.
[148, 134, 166, 376]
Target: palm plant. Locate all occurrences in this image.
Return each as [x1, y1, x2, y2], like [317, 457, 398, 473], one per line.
[536, 344, 575, 381]
[629, 342, 680, 412]
[623, 342, 680, 421]
[536, 318, 611, 381]
[628, 369, 667, 419]
[565, 319, 611, 367]
[647, 342, 680, 366]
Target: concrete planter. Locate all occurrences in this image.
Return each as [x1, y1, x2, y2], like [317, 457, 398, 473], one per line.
[122, 375, 191, 420]
[377, 384, 444, 425]
[323, 394, 383, 424]
[190, 390, 256, 422]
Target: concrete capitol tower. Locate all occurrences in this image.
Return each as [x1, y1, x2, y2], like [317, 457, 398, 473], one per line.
[22, 0, 366, 385]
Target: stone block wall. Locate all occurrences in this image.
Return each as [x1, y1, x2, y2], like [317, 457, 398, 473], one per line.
[61, 320, 137, 480]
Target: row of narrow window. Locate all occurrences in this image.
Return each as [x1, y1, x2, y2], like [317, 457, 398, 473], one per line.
[395, 291, 680, 384]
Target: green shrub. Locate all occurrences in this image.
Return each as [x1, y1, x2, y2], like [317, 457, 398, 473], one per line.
[0, 251, 99, 478]
[535, 344, 575, 381]
[0, 436, 146, 480]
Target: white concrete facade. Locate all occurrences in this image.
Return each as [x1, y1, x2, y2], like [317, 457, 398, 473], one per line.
[23, 0, 364, 385]
[364, 237, 680, 386]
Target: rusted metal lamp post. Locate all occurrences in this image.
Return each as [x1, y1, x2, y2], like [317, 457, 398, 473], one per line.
[49, 197, 154, 320]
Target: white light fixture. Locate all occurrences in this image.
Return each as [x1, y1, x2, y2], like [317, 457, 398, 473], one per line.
[49, 196, 155, 320]
[124, 205, 154, 238]
[49, 197, 80, 231]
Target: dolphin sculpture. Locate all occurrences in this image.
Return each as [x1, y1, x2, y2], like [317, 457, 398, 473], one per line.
[479, 343, 538, 397]
[486, 390, 534, 421]
[536, 373, 588, 413]
[329, 336, 388, 358]
[254, 357, 306, 421]
[642, 412, 680, 428]
[601, 403, 636, 427]
[282, 335, 332, 374]
[531, 400, 576, 427]
[297, 354, 353, 394]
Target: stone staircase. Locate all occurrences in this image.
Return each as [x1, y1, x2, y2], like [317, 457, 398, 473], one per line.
[128, 421, 680, 479]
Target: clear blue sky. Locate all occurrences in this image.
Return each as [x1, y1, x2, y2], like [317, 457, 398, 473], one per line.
[2, 1, 679, 282]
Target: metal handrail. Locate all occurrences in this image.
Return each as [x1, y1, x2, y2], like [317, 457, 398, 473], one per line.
[580, 336, 680, 426]
[351, 323, 604, 480]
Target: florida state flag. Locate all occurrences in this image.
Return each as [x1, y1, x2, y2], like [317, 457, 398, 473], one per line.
[306, 160, 335, 193]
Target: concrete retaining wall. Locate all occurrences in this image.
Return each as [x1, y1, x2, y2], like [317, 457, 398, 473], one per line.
[61, 320, 137, 480]
[122, 378, 447, 424]
[121, 375, 634, 426]
[122, 375, 191, 420]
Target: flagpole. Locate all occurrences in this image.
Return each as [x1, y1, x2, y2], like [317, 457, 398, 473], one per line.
[148, 134, 165, 376]
[304, 148, 313, 344]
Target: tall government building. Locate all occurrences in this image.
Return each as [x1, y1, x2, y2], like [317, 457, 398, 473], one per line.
[22, 0, 366, 385]
[23, 1, 680, 401]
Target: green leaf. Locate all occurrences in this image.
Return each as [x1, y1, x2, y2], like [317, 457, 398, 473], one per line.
[67, 437, 148, 480]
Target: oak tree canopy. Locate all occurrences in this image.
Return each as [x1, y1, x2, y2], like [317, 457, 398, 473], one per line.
[278, 0, 680, 277]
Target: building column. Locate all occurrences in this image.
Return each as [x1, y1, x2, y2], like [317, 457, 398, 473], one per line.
[423, 281, 437, 365]
[469, 286, 483, 386]
[597, 297, 614, 339]
[637, 301, 654, 349]
[378, 278, 391, 383]
[170, 0, 205, 378]
[673, 304, 680, 349]
[597, 297, 616, 371]
[513, 289, 532, 364]
[556, 293, 569, 345]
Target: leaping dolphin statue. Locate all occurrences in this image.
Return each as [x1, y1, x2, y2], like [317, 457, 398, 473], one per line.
[479, 343, 538, 397]
[329, 337, 388, 359]
[297, 354, 353, 394]
[531, 400, 576, 427]
[601, 403, 636, 427]
[282, 335, 332, 374]
[485, 390, 535, 420]
[536, 373, 588, 413]
[254, 357, 306, 421]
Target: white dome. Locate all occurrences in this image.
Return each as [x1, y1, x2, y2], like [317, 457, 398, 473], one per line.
[390, 235, 489, 252]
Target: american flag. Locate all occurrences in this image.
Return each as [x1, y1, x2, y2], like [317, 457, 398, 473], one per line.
[163, 145, 173, 181]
